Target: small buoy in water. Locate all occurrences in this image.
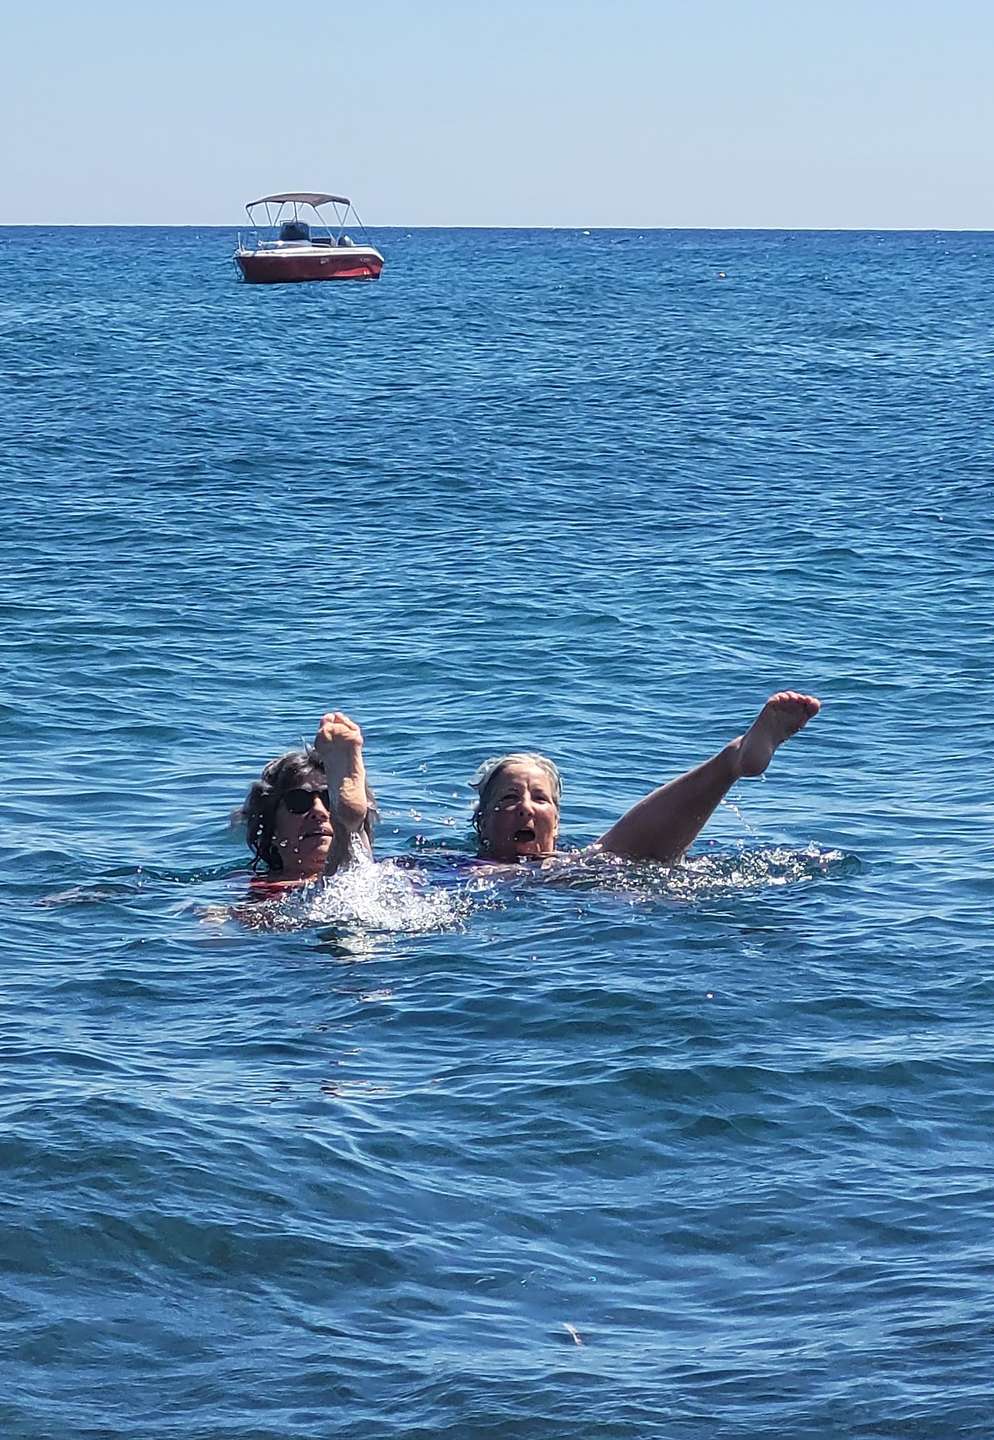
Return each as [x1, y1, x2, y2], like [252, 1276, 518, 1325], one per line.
[717, 271, 727, 279]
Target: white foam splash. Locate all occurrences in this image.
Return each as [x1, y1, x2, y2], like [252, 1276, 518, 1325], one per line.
[261, 847, 470, 934]
[516, 843, 848, 903]
[307, 859, 467, 932]
[662, 844, 847, 900]
[238, 843, 847, 933]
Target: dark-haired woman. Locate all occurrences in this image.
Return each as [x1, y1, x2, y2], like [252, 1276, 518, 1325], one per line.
[238, 711, 374, 885]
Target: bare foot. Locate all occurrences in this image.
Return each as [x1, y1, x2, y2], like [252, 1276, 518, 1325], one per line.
[734, 691, 820, 778]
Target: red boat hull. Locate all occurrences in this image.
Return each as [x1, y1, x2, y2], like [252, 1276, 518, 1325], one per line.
[236, 249, 383, 283]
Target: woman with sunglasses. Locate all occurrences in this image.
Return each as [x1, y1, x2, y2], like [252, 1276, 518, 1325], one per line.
[239, 711, 375, 884]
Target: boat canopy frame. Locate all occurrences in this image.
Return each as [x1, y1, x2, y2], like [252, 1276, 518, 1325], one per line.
[242, 192, 372, 244]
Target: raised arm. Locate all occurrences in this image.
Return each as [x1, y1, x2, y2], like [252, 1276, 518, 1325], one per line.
[312, 710, 371, 865]
[594, 691, 820, 864]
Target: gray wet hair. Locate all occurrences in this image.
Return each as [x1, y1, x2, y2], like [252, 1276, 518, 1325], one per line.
[469, 752, 563, 839]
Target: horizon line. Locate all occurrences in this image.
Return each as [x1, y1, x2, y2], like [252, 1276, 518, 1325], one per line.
[3, 221, 994, 234]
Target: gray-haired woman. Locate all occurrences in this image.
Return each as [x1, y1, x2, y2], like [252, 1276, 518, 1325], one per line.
[470, 691, 820, 865]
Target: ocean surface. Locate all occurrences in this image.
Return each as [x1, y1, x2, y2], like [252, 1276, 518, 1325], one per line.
[2, 225, 993, 1439]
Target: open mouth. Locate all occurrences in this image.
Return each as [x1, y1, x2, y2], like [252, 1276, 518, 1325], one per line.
[513, 827, 537, 844]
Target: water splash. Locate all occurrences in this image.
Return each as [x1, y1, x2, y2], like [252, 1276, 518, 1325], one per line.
[659, 843, 850, 901]
[720, 795, 761, 838]
[247, 847, 473, 935]
[511, 843, 851, 903]
[236, 843, 851, 933]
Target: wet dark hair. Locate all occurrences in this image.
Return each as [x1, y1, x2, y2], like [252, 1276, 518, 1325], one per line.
[237, 747, 376, 873]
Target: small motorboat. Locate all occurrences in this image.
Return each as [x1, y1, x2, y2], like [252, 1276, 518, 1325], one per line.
[234, 192, 384, 283]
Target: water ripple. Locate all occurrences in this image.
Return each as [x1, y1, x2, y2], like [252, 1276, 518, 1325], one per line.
[2, 226, 993, 1438]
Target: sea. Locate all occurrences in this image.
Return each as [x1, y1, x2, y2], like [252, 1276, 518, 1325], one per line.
[2, 225, 993, 1439]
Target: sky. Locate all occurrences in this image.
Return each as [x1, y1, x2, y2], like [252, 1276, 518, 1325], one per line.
[5, 0, 994, 228]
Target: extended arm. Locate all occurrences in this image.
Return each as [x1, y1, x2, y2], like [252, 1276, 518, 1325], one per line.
[312, 711, 372, 866]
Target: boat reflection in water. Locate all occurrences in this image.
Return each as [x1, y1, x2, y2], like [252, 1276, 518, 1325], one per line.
[234, 192, 384, 284]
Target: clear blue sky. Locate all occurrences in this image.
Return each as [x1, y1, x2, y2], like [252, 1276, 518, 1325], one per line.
[6, 0, 993, 227]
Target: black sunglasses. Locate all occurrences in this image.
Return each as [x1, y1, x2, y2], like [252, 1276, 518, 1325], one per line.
[281, 786, 331, 815]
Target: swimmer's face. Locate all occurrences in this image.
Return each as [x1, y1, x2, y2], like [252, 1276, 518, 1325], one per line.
[272, 778, 334, 879]
[478, 761, 559, 861]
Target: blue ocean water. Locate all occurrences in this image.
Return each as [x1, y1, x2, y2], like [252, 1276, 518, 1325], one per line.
[2, 224, 993, 1438]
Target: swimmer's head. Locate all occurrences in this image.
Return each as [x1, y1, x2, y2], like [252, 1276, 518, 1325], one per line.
[470, 752, 562, 861]
[237, 748, 376, 877]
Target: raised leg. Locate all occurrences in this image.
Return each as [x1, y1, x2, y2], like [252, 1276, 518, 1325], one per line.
[594, 692, 820, 864]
